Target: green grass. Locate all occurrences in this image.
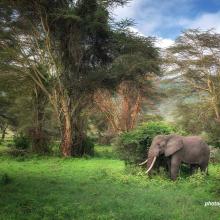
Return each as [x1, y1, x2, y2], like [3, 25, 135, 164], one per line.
[0, 140, 11, 155]
[0, 144, 220, 220]
[94, 145, 118, 159]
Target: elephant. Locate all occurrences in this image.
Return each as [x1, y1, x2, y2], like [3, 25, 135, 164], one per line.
[139, 134, 210, 180]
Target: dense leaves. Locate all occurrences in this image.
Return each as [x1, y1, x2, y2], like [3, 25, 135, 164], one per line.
[116, 121, 183, 165]
[0, 0, 160, 156]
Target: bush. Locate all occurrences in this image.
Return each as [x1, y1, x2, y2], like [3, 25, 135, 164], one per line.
[210, 146, 220, 163]
[13, 133, 30, 150]
[94, 145, 118, 159]
[82, 137, 95, 156]
[187, 171, 206, 186]
[8, 148, 28, 157]
[28, 128, 51, 154]
[116, 121, 184, 165]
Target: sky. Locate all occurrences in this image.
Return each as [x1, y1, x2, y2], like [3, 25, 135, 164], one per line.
[113, 0, 220, 48]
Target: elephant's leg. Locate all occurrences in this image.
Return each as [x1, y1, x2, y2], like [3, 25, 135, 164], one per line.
[199, 163, 208, 174]
[166, 158, 171, 178]
[190, 164, 199, 174]
[170, 157, 181, 181]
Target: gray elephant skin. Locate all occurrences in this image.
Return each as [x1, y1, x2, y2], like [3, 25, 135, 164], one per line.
[139, 135, 210, 180]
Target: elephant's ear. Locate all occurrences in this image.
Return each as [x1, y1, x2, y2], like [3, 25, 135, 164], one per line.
[165, 138, 183, 157]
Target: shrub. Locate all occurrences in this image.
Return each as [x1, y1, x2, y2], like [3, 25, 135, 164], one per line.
[210, 146, 220, 163]
[116, 121, 184, 165]
[187, 171, 206, 186]
[8, 148, 28, 157]
[28, 128, 51, 154]
[82, 137, 95, 156]
[13, 133, 30, 150]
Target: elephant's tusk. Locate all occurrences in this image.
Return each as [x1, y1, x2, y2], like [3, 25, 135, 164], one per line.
[139, 159, 148, 166]
[146, 157, 157, 174]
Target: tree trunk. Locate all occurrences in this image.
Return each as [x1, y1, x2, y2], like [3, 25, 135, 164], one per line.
[1, 126, 7, 140]
[59, 94, 93, 157]
[71, 96, 94, 157]
[31, 88, 50, 154]
[71, 106, 88, 156]
[60, 97, 73, 157]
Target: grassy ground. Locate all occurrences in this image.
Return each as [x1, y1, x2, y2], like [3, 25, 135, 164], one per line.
[0, 144, 220, 220]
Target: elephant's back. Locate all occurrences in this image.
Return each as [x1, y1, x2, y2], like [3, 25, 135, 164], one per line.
[183, 136, 206, 147]
[183, 136, 210, 160]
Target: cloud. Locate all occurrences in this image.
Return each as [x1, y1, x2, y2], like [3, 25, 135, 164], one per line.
[128, 26, 174, 49]
[113, 0, 162, 35]
[113, 0, 195, 38]
[128, 27, 145, 36]
[175, 11, 220, 35]
[112, 1, 220, 48]
[114, 15, 174, 49]
[112, 0, 140, 19]
[155, 38, 174, 49]
[113, 1, 220, 37]
[185, 11, 220, 32]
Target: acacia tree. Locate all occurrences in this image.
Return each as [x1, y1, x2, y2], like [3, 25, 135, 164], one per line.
[166, 29, 220, 123]
[37, 0, 159, 155]
[94, 31, 160, 134]
[0, 1, 63, 153]
[94, 78, 158, 134]
[45, 0, 130, 156]
[1, 0, 160, 156]
[0, 0, 131, 156]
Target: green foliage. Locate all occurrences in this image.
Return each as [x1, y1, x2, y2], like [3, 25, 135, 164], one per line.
[187, 171, 206, 186]
[174, 100, 220, 147]
[0, 0, 160, 157]
[7, 148, 28, 158]
[13, 133, 30, 150]
[210, 146, 220, 163]
[82, 137, 95, 156]
[167, 29, 220, 148]
[94, 145, 118, 159]
[116, 121, 184, 165]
